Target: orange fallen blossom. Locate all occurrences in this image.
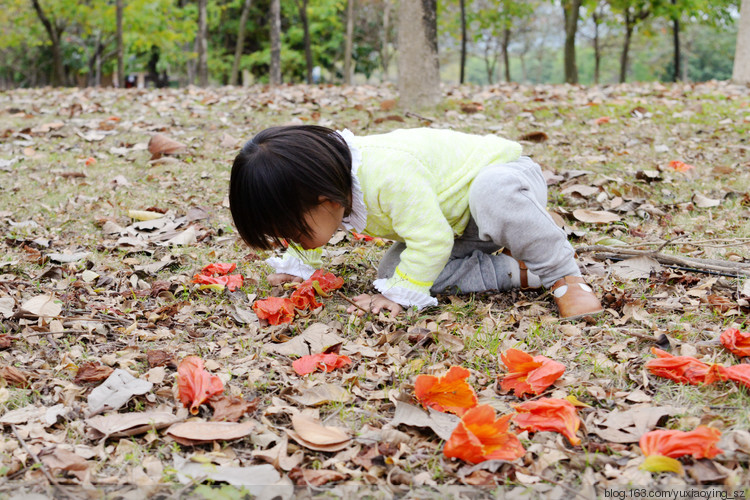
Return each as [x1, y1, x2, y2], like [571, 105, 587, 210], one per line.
[253, 296, 296, 324]
[645, 347, 727, 385]
[414, 366, 478, 416]
[640, 426, 723, 460]
[177, 356, 224, 415]
[724, 364, 750, 389]
[192, 262, 244, 292]
[512, 398, 581, 446]
[668, 160, 695, 172]
[292, 352, 352, 376]
[443, 405, 525, 464]
[253, 269, 344, 325]
[499, 349, 565, 397]
[720, 327, 750, 357]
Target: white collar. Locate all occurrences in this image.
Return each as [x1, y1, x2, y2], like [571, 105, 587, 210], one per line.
[337, 129, 367, 232]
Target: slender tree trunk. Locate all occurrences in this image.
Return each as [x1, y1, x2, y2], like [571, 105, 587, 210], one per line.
[31, 0, 66, 86]
[502, 26, 511, 82]
[296, 0, 313, 84]
[397, 0, 440, 107]
[344, 0, 354, 84]
[196, 0, 208, 86]
[459, 0, 466, 84]
[270, 0, 282, 85]
[562, 0, 581, 84]
[230, 0, 252, 86]
[620, 14, 634, 83]
[380, 0, 392, 81]
[671, 0, 680, 82]
[592, 11, 601, 84]
[116, 0, 124, 88]
[733, 0, 750, 84]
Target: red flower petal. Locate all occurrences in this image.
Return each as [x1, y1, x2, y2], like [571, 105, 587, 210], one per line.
[292, 353, 352, 376]
[307, 269, 344, 293]
[414, 366, 478, 416]
[192, 262, 243, 291]
[499, 349, 565, 397]
[645, 347, 727, 385]
[669, 160, 695, 172]
[720, 328, 750, 358]
[725, 364, 750, 388]
[444, 405, 525, 464]
[639, 426, 723, 459]
[290, 283, 323, 310]
[201, 263, 237, 275]
[512, 398, 581, 446]
[177, 356, 224, 415]
[252, 297, 295, 324]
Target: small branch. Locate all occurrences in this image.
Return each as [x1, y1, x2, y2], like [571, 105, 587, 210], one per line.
[405, 111, 435, 123]
[336, 291, 369, 314]
[11, 424, 63, 494]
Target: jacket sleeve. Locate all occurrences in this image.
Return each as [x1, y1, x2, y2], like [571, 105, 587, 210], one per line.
[265, 245, 323, 279]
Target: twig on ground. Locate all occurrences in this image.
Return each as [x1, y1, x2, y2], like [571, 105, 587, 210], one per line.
[539, 474, 591, 500]
[405, 111, 435, 123]
[336, 291, 369, 314]
[10, 424, 72, 498]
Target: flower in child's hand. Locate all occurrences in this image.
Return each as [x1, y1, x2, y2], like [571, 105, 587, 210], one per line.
[253, 296, 295, 324]
[499, 349, 565, 397]
[512, 398, 581, 445]
[414, 366, 478, 416]
[177, 356, 224, 415]
[443, 405, 525, 464]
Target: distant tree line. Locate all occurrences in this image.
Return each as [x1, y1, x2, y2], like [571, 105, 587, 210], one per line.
[0, 0, 746, 89]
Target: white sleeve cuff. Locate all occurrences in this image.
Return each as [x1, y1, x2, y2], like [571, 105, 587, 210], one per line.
[265, 256, 315, 280]
[373, 279, 438, 310]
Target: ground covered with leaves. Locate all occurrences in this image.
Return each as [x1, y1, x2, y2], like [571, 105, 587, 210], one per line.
[1, 81, 749, 498]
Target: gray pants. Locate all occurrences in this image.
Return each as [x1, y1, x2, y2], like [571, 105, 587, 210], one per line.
[377, 157, 581, 294]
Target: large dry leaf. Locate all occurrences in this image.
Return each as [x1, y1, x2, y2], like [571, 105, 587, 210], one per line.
[18, 294, 62, 318]
[0, 404, 65, 425]
[692, 192, 721, 208]
[561, 184, 599, 197]
[286, 414, 351, 452]
[208, 395, 259, 422]
[86, 411, 181, 438]
[289, 467, 347, 486]
[166, 420, 255, 445]
[87, 369, 153, 414]
[74, 362, 114, 384]
[593, 406, 682, 443]
[263, 322, 346, 357]
[174, 454, 280, 493]
[611, 256, 663, 281]
[0, 297, 14, 318]
[572, 209, 621, 224]
[252, 434, 305, 471]
[290, 384, 352, 406]
[40, 448, 90, 482]
[389, 400, 461, 441]
[148, 133, 186, 159]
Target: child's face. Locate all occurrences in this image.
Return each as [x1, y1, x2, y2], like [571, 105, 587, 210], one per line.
[295, 200, 345, 250]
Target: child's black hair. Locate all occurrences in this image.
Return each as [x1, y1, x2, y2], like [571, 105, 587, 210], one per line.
[229, 125, 353, 250]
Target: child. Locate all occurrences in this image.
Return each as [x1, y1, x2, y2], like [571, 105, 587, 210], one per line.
[229, 125, 603, 320]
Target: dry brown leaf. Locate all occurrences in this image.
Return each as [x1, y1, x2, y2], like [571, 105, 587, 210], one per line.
[146, 350, 176, 368]
[388, 400, 460, 441]
[289, 383, 352, 406]
[166, 420, 255, 445]
[74, 362, 114, 384]
[17, 294, 62, 318]
[692, 192, 721, 208]
[290, 414, 349, 445]
[86, 411, 181, 438]
[40, 448, 90, 482]
[251, 434, 304, 471]
[379, 99, 396, 111]
[147, 133, 186, 159]
[288, 467, 347, 486]
[518, 131, 548, 143]
[0, 366, 30, 387]
[208, 395, 259, 422]
[572, 209, 621, 224]
[593, 406, 681, 443]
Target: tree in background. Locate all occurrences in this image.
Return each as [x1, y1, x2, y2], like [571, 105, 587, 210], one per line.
[197, 0, 208, 86]
[344, 0, 354, 84]
[398, 0, 440, 107]
[734, 0, 750, 83]
[230, 0, 252, 86]
[269, 0, 281, 84]
[562, 0, 583, 83]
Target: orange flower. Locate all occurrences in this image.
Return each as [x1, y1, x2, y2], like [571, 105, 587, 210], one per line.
[253, 296, 296, 324]
[512, 398, 581, 446]
[499, 349, 565, 397]
[200, 263, 236, 275]
[192, 262, 244, 291]
[292, 352, 352, 376]
[306, 269, 344, 293]
[725, 364, 750, 389]
[177, 356, 224, 414]
[645, 347, 727, 385]
[444, 405, 525, 464]
[669, 160, 695, 172]
[289, 283, 323, 310]
[720, 328, 750, 358]
[414, 366, 478, 416]
[639, 426, 723, 459]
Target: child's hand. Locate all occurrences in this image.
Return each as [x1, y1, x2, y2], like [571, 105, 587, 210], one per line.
[267, 273, 303, 286]
[347, 293, 403, 316]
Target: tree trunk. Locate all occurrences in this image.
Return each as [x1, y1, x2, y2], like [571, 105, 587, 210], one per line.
[380, 0, 392, 81]
[30, 0, 66, 86]
[733, 0, 750, 84]
[620, 14, 634, 83]
[562, 0, 581, 84]
[502, 26, 511, 82]
[196, 0, 208, 86]
[397, 0, 440, 108]
[671, 0, 680, 82]
[344, 0, 354, 84]
[592, 10, 601, 84]
[459, 0, 466, 84]
[297, 0, 313, 84]
[270, 0, 282, 85]
[230, 0, 252, 86]
[116, 0, 124, 88]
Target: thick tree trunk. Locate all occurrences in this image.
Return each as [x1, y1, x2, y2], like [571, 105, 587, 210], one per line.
[197, 0, 208, 86]
[733, 0, 750, 84]
[397, 0, 440, 108]
[270, 0, 282, 85]
[671, 0, 681, 82]
[344, 0, 354, 84]
[116, 0, 124, 88]
[230, 0, 252, 86]
[562, 0, 581, 84]
[502, 26, 511, 82]
[31, 0, 66, 86]
[459, 0, 466, 84]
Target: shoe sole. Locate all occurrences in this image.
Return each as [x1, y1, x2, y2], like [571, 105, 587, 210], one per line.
[559, 308, 605, 321]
